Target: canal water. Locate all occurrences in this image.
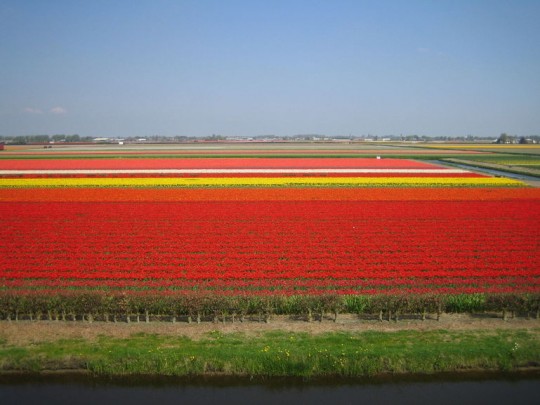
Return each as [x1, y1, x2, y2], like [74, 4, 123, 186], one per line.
[1, 374, 539, 405]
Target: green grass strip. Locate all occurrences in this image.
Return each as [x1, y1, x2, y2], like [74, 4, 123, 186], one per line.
[443, 158, 540, 178]
[1, 329, 539, 377]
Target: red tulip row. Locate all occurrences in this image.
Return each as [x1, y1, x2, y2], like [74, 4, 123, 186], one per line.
[0, 172, 485, 179]
[0, 157, 443, 170]
[1, 199, 538, 296]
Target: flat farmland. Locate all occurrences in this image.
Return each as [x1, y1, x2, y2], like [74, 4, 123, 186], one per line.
[0, 147, 538, 322]
[1, 143, 540, 378]
[0, 141, 493, 159]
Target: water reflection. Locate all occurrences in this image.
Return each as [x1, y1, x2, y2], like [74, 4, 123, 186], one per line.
[1, 374, 539, 405]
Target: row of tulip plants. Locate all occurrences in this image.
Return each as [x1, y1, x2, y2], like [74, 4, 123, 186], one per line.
[0, 176, 524, 188]
[0, 157, 454, 170]
[1, 292, 539, 323]
[2, 200, 537, 286]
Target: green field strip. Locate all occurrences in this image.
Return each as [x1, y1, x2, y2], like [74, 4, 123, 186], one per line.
[442, 158, 540, 178]
[1, 329, 539, 377]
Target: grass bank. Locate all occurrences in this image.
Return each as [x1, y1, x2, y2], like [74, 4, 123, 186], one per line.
[443, 158, 540, 178]
[1, 329, 539, 378]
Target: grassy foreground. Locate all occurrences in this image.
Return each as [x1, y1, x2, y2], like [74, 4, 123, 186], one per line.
[1, 329, 539, 378]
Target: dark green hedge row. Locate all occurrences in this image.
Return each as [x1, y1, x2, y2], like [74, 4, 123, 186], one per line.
[0, 292, 539, 322]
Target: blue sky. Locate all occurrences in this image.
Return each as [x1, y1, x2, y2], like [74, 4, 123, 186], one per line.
[1, 0, 539, 137]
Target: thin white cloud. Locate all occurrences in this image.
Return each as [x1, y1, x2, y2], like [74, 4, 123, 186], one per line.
[50, 106, 67, 115]
[417, 47, 430, 53]
[23, 107, 43, 114]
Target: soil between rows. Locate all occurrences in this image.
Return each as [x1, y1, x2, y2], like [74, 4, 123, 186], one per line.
[2, 313, 539, 346]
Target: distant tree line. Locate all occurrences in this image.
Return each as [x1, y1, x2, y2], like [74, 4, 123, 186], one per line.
[1, 133, 538, 145]
[0, 134, 91, 144]
[496, 133, 539, 144]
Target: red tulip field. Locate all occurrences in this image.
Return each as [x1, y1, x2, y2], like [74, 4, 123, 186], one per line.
[1, 150, 539, 321]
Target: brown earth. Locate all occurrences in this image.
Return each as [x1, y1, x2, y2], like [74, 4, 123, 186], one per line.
[1, 313, 539, 346]
[524, 180, 540, 187]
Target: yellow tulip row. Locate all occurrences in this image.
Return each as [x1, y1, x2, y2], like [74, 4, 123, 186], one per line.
[0, 177, 526, 188]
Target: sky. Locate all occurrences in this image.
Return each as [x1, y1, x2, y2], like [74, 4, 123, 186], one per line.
[1, 0, 539, 138]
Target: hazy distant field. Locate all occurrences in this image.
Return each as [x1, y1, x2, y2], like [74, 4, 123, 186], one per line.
[1, 141, 501, 157]
[415, 143, 540, 156]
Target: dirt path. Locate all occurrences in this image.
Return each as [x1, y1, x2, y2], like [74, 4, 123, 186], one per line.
[2, 313, 539, 346]
[524, 180, 540, 187]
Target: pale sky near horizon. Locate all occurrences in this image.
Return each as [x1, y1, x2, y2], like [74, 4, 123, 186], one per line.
[1, 0, 539, 138]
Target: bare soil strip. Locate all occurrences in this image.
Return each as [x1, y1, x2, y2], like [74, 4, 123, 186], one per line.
[2, 314, 539, 346]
